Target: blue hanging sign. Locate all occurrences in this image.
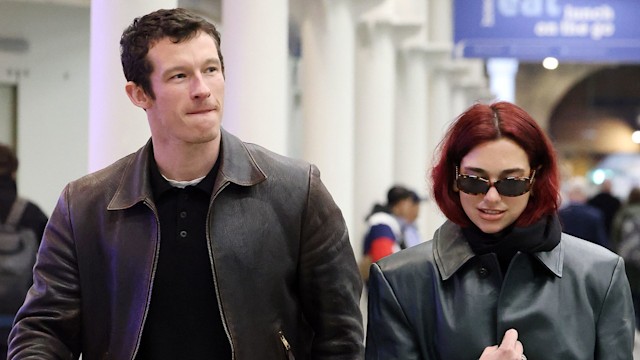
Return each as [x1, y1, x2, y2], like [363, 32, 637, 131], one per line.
[454, 0, 640, 62]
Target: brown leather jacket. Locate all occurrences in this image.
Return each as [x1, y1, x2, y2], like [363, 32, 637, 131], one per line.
[8, 129, 364, 359]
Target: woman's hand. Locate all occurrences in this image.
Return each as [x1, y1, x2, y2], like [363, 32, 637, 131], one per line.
[479, 329, 525, 360]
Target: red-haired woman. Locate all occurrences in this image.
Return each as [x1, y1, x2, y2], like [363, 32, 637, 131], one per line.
[365, 102, 634, 360]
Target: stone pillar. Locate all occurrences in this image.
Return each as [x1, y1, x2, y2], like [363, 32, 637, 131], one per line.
[299, 0, 356, 239]
[486, 57, 519, 102]
[221, 0, 289, 155]
[89, 0, 177, 172]
[395, 45, 430, 242]
[424, 0, 456, 238]
[423, 49, 452, 237]
[354, 18, 397, 254]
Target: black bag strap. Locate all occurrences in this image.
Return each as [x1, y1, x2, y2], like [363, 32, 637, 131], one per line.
[5, 197, 28, 227]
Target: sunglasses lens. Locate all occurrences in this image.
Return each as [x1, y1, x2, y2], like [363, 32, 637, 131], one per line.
[457, 177, 489, 195]
[494, 178, 530, 197]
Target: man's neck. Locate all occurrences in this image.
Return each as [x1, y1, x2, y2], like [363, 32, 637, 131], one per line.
[152, 139, 220, 181]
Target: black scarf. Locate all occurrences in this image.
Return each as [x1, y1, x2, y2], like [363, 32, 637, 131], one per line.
[462, 214, 561, 272]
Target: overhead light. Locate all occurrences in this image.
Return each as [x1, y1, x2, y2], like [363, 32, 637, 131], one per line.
[591, 169, 606, 185]
[632, 130, 640, 144]
[542, 57, 558, 70]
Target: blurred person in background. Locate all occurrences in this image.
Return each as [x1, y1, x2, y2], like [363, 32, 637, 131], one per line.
[559, 176, 609, 249]
[0, 143, 47, 360]
[611, 186, 640, 330]
[588, 178, 622, 236]
[360, 185, 421, 282]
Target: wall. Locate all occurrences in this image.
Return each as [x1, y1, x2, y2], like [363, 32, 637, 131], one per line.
[0, 2, 90, 215]
[516, 62, 600, 130]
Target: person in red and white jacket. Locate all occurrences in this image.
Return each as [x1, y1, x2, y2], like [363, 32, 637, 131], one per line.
[362, 186, 421, 263]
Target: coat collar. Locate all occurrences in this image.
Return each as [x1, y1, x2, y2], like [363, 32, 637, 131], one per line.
[108, 128, 267, 210]
[433, 220, 564, 281]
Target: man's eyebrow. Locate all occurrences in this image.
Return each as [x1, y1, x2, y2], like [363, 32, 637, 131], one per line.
[204, 57, 222, 66]
[161, 57, 221, 77]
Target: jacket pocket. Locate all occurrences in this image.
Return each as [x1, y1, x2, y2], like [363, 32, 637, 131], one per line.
[278, 330, 295, 360]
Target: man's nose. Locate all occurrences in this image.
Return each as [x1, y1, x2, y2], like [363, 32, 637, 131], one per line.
[191, 74, 211, 99]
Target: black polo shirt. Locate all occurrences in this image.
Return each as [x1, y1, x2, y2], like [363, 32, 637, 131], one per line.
[135, 154, 230, 359]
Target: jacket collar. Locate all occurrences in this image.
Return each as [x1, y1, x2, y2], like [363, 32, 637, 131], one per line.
[433, 220, 564, 281]
[108, 128, 267, 210]
[214, 128, 267, 194]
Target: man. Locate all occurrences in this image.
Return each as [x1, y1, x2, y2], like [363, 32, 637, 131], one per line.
[0, 144, 47, 360]
[8, 8, 363, 359]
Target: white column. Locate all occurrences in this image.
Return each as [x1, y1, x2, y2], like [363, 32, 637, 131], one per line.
[299, 0, 356, 240]
[354, 20, 396, 250]
[423, 53, 451, 237]
[421, 0, 456, 237]
[486, 58, 519, 102]
[395, 46, 429, 241]
[89, 1, 177, 172]
[427, 0, 454, 142]
[221, 0, 289, 155]
[451, 62, 473, 116]
[458, 60, 492, 107]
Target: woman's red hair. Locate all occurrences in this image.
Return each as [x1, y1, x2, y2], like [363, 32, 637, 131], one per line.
[431, 101, 560, 227]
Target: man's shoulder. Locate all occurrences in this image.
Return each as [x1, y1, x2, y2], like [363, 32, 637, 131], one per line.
[71, 153, 136, 188]
[221, 129, 313, 179]
[242, 142, 310, 171]
[58, 148, 142, 207]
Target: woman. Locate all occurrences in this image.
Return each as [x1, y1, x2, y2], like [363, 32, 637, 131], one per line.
[365, 102, 634, 360]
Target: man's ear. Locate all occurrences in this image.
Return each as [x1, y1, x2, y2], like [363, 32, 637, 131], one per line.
[125, 81, 152, 109]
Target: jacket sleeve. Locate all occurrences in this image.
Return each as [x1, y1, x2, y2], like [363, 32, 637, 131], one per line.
[8, 185, 81, 359]
[298, 165, 364, 359]
[596, 257, 635, 360]
[365, 263, 422, 360]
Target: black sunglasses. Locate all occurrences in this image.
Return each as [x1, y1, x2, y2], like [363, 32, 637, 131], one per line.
[455, 166, 536, 197]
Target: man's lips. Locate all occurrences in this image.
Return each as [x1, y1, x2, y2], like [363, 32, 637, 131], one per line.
[187, 108, 215, 115]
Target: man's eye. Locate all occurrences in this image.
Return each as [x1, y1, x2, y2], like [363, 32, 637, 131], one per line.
[171, 73, 186, 79]
[205, 67, 218, 73]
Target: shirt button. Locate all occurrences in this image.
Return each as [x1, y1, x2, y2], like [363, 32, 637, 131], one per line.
[179, 230, 188, 238]
[180, 211, 187, 219]
[478, 266, 490, 278]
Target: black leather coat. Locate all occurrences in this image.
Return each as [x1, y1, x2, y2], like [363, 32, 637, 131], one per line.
[366, 220, 634, 360]
[8, 129, 364, 359]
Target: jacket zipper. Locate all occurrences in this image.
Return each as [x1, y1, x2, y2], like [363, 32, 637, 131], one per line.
[208, 182, 236, 359]
[278, 330, 295, 360]
[131, 200, 163, 360]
